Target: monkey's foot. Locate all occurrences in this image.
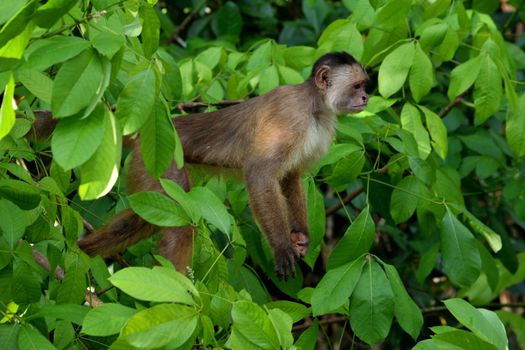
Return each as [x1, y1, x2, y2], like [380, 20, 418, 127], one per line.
[291, 232, 309, 257]
[275, 244, 301, 281]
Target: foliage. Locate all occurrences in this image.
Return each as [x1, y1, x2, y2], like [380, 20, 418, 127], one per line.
[0, 0, 525, 348]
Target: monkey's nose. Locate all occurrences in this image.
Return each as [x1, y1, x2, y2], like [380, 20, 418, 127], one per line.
[362, 95, 368, 103]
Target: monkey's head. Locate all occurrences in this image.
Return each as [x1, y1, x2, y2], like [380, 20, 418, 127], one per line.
[311, 52, 369, 114]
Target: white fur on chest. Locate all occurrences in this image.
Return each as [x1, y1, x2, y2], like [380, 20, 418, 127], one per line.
[287, 114, 336, 172]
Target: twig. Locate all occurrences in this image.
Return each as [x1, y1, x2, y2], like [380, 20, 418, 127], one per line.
[177, 99, 244, 113]
[325, 187, 364, 216]
[422, 302, 525, 315]
[292, 315, 347, 332]
[30, 242, 104, 307]
[96, 285, 116, 297]
[438, 93, 466, 118]
[32, 247, 65, 280]
[164, 1, 208, 45]
[83, 219, 95, 233]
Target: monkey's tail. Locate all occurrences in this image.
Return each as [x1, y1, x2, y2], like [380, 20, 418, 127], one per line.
[78, 209, 157, 258]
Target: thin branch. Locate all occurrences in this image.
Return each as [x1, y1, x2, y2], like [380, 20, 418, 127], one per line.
[438, 93, 466, 118]
[325, 187, 364, 216]
[30, 242, 104, 307]
[292, 315, 347, 332]
[164, 1, 208, 45]
[32, 247, 65, 280]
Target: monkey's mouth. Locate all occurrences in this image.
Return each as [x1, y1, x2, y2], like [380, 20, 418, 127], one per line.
[348, 104, 367, 112]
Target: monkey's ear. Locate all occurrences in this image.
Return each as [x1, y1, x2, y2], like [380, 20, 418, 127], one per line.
[314, 65, 331, 91]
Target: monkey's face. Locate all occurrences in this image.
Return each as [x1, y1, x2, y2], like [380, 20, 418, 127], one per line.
[325, 64, 369, 114]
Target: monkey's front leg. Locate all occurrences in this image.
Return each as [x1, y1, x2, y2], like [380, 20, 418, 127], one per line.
[245, 163, 300, 280]
[281, 173, 310, 257]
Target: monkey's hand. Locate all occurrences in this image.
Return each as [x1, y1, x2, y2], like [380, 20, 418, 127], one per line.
[275, 244, 301, 281]
[291, 231, 309, 257]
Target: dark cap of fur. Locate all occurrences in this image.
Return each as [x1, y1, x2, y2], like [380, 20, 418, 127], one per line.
[310, 52, 358, 77]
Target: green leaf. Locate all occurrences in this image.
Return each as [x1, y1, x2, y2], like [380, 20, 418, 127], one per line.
[312, 256, 366, 315]
[160, 179, 201, 223]
[416, 243, 439, 285]
[109, 266, 197, 304]
[305, 179, 325, 266]
[120, 304, 198, 348]
[0, 0, 38, 49]
[295, 321, 319, 350]
[0, 22, 34, 70]
[506, 93, 525, 157]
[51, 49, 104, 117]
[141, 101, 175, 178]
[283, 46, 315, 69]
[458, 206, 501, 253]
[325, 150, 365, 189]
[230, 300, 280, 350]
[0, 324, 19, 350]
[0, 199, 25, 248]
[401, 103, 431, 159]
[382, 263, 423, 340]
[444, 299, 507, 350]
[314, 143, 362, 171]
[474, 54, 502, 125]
[419, 22, 448, 50]
[265, 301, 310, 323]
[56, 253, 88, 304]
[277, 65, 304, 84]
[247, 40, 272, 70]
[196, 47, 223, 70]
[212, 1, 242, 38]
[23, 36, 90, 71]
[128, 191, 190, 227]
[189, 186, 231, 235]
[116, 67, 157, 135]
[12, 261, 41, 304]
[417, 330, 498, 349]
[78, 107, 121, 200]
[0, 73, 15, 139]
[16, 69, 53, 104]
[378, 42, 415, 98]
[28, 304, 89, 325]
[440, 208, 481, 287]
[409, 43, 433, 102]
[390, 176, 421, 224]
[408, 156, 435, 186]
[349, 260, 394, 345]
[139, 4, 160, 58]
[258, 65, 279, 95]
[328, 206, 375, 268]
[267, 309, 294, 349]
[89, 16, 125, 59]
[51, 105, 105, 170]
[18, 326, 56, 350]
[317, 19, 363, 59]
[0, 179, 41, 210]
[32, 0, 77, 28]
[420, 106, 448, 159]
[82, 303, 137, 336]
[448, 55, 482, 100]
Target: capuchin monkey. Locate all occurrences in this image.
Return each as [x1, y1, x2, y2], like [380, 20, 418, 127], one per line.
[77, 51, 368, 280]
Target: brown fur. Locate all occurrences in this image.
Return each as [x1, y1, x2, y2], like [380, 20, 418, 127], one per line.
[77, 52, 368, 279]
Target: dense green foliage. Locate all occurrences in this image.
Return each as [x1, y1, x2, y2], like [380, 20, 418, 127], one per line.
[1, 0, 525, 348]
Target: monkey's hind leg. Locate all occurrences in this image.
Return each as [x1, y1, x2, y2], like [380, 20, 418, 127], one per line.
[157, 226, 194, 273]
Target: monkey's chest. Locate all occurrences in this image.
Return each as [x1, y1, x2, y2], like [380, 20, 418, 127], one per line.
[287, 120, 334, 172]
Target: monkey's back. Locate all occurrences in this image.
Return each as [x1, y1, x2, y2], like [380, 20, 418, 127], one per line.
[173, 98, 261, 168]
